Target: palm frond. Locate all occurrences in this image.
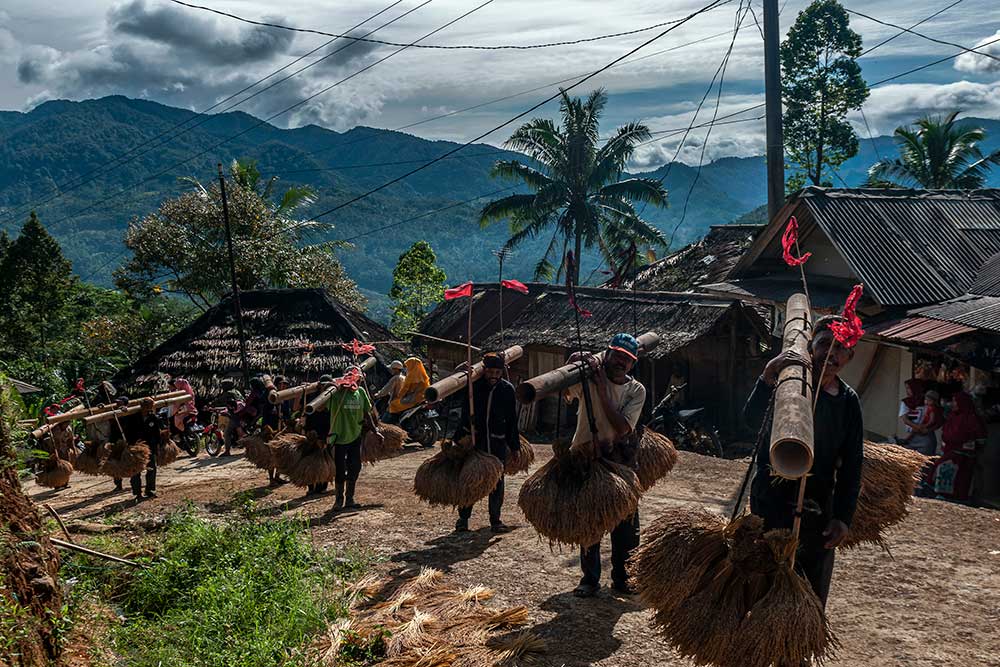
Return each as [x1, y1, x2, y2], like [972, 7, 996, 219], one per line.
[490, 160, 553, 191]
[479, 194, 539, 227]
[276, 186, 318, 217]
[597, 179, 668, 208]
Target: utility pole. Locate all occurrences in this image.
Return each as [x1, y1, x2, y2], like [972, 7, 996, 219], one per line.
[763, 0, 784, 222]
[492, 247, 512, 350]
[218, 163, 251, 389]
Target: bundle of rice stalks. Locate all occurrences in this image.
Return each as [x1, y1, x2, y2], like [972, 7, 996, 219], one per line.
[100, 440, 150, 478]
[504, 436, 535, 475]
[242, 432, 277, 470]
[517, 450, 641, 547]
[633, 511, 837, 667]
[414, 438, 494, 508]
[35, 459, 73, 488]
[380, 423, 408, 451]
[844, 441, 932, 550]
[157, 439, 182, 466]
[635, 430, 678, 492]
[74, 441, 107, 476]
[277, 432, 334, 488]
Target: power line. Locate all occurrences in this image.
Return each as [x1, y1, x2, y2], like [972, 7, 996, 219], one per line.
[869, 33, 1000, 86]
[858, 107, 882, 161]
[170, 0, 696, 51]
[302, 0, 734, 233]
[0, 0, 410, 226]
[847, 5, 1000, 63]
[39, 0, 497, 236]
[857, 0, 964, 57]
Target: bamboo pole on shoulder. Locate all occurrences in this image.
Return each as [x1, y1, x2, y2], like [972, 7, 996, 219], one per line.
[768, 293, 814, 479]
[304, 357, 376, 414]
[424, 345, 523, 403]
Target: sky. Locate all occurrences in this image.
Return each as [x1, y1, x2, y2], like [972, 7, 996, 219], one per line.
[1, 0, 999, 168]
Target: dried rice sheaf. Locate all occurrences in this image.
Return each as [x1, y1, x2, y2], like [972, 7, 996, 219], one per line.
[518, 454, 641, 547]
[35, 459, 73, 488]
[844, 441, 932, 550]
[158, 439, 182, 466]
[414, 439, 502, 508]
[635, 430, 678, 492]
[279, 432, 334, 488]
[504, 436, 535, 475]
[74, 441, 107, 476]
[100, 440, 150, 479]
[380, 423, 408, 451]
[242, 432, 278, 470]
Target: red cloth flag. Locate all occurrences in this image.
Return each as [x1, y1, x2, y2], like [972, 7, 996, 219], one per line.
[333, 367, 363, 391]
[782, 216, 812, 267]
[444, 282, 473, 300]
[565, 252, 593, 318]
[830, 284, 865, 348]
[500, 279, 529, 294]
[341, 339, 376, 356]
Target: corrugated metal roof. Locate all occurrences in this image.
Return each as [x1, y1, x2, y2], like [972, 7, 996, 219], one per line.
[971, 253, 1000, 297]
[872, 317, 977, 344]
[913, 294, 1000, 334]
[731, 187, 1000, 307]
[10, 378, 42, 394]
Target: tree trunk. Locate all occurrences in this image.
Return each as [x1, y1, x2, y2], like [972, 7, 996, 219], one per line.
[0, 400, 64, 666]
[574, 230, 582, 285]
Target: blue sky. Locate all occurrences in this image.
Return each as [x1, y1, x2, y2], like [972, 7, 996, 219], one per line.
[1, 0, 998, 167]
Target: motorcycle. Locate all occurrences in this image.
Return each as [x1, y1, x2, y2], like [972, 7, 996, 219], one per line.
[647, 384, 724, 457]
[162, 410, 202, 457]
[377, 397, 441, 448]
[200, 407, 231, 457]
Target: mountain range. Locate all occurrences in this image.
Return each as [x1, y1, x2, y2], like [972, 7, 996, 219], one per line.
[2, 96, 999, 320]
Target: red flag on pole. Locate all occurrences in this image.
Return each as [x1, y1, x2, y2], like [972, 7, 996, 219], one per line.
[444, 282, 473, 300]
[830, 284, 865, 348]
[341, 339, 375, 356]
[500, 279, 529, 294]
[781, 216, 812, 267]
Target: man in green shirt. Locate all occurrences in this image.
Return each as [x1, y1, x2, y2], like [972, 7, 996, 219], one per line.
[327, 376, 379, 510]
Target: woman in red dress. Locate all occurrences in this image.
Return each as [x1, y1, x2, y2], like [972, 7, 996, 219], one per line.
[931, 392, 986, 501]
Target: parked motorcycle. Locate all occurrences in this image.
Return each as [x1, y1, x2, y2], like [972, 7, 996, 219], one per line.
[647, 384, 724, 457]
[396, 404, 442, 448]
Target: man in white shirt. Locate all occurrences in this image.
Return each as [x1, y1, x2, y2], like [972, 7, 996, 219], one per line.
[375, 360, 405, 423]
[564, 333, 646, 597]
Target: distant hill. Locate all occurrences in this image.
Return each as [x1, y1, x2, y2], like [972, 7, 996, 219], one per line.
[2, 96, 999, 320]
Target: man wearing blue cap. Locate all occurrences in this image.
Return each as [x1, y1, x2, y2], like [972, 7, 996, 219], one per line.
[565, 332, 647, 597]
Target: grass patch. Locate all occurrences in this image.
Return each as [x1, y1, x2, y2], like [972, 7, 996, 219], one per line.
[63, 509, 377, 667]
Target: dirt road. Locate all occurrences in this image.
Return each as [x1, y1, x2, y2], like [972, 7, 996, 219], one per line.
[28, 445, 1000, 667]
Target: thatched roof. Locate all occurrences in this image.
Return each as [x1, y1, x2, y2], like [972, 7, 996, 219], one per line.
[113, 288, 409, 396]
[419, 283, 537, 347]
[479, 285, 768, 359]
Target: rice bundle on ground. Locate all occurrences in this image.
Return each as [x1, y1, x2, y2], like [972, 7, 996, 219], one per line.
[242, 432, 278, 471]
[157, 439, 182, 466]
[630, 510, 837, 667]
[277, 432, 334, 488]
[413, 438, 503, 508]
[308, 567, 545, 667]
[844, 441, 932, 550]
[517, 447, 641, 547]
[380, 423, 408, 451]
[504, 435, 536, 475]
[635, 430, 678, 491]
[100, 440, 150, 479]
[34, 456, 73, 489]
[74, 441, 107, 476]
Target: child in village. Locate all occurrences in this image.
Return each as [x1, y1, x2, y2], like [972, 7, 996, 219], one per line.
[902, 388, 944, 456]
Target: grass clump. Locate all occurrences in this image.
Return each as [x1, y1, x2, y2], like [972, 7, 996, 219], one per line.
[64, 509, 376, 667]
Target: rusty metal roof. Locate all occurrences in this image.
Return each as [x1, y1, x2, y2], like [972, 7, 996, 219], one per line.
[730, 187, 1000, 307]
[871, 317, 978, 344]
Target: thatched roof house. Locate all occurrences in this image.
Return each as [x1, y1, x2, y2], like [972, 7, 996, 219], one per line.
[113, 288, 408, 397]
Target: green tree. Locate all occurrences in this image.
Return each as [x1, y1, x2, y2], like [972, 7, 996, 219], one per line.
[0, 212, 76, 361]
[867, 111, 1000, 189]
[479, 89, 668, 283]
[116, 159, 366, 312]
[781, 0, 869, 190]
[388, 241, 447, 335]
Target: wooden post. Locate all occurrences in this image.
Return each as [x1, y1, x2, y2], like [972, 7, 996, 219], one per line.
[50, 538, 143, 568]
[218, 163, 251, 390]
[44, 504, 74, 544]
[467, 293, 475, 449]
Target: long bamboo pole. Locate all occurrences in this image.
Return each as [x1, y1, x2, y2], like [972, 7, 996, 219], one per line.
[81, 395, 192, 426]
[424, 345, 523, 403]
[768, 293, 814, 479]
[466, 294, 476, 449]
[269, 382, 322, 405]
[50, 538, 142, 568]
[39, 390, 188, 428]
[304, 357, 377, 414]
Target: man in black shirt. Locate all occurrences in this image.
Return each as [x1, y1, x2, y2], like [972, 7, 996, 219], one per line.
[454, 353, 521, 534]
[121, 398, 168, 501]
[744, 315, 864, 607]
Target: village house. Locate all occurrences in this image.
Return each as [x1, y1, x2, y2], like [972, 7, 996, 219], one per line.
[418, 282, 769, 441]
[704, 186, 1000, 506]
[113, 288, 409, 398]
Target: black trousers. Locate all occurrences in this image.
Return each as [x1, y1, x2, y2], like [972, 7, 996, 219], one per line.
[795, 530, 836, 608]
[130, 448, 157, 496]
[580, 510, 640, 587]
[458, 476, 505, 526]
[334, 438, 362, 483]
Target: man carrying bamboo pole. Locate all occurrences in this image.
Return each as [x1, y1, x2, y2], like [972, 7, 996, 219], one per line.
[326, 372, 379, 509]
[744, 315, 864, 608]
[454, 352, 521, 534]
[129, 398, 167, 501]
[567, 333, 647, 598]
[212, 378, 244, 456]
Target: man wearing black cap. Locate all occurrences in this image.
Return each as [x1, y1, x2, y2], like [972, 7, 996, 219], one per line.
[454, 352, 521, 534]
[566, 333, 647, 597]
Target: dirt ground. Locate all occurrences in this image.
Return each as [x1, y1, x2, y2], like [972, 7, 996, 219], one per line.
[27, 445, 1000, 667]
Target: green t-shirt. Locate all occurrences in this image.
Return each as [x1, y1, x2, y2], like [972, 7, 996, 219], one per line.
[327, 388, 372, 445]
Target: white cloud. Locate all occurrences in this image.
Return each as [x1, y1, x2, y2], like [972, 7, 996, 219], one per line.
[954, 30, 1000, 74]
[858, 80, 1000, 135]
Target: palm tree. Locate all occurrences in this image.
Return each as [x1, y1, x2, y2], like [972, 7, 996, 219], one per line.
[867, 111, 1000, 189]
[479, 89, 668, 283]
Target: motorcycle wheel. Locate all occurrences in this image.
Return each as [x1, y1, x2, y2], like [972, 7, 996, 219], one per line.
[182, 430, 201, 457]
[416, 417, 441, 449]
[204, 431, 223, 457]
[690, 427, 724, 457]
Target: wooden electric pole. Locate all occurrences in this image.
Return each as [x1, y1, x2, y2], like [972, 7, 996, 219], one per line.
[763, 0, 784, 222]
[218, 163, 251, 389]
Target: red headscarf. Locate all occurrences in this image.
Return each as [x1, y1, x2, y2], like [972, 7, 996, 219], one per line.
[942, 392, 985, 447]
[904, 378, 926, 410]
